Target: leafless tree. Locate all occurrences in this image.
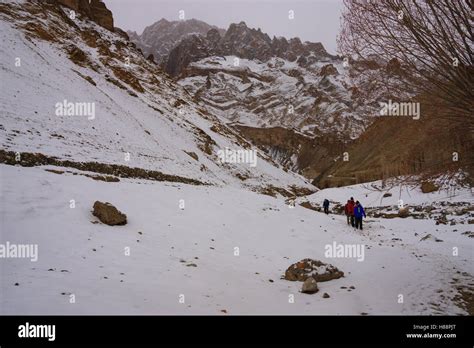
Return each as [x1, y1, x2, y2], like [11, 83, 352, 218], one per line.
[338, 0, 473, 130]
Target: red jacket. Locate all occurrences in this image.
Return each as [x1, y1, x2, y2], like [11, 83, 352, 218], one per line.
[345, 201, 355, 215]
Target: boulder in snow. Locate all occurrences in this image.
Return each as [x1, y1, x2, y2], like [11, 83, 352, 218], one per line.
[398, 207, 410, 218]
[284, 259, 344, 282]
[92, 201, 127, 226]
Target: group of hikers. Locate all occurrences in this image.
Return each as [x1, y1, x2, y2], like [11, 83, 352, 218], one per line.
[322, 197, 366, 230]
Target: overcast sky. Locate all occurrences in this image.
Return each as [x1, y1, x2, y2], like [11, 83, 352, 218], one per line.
[104, 0, 344, 54]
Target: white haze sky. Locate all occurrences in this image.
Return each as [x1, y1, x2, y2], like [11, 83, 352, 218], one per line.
[104, 0, 344, 54]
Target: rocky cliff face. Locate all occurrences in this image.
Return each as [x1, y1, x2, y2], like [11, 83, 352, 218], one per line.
[55, 0, 114, 31]
[128, 19, 225, 63]
[164, 21, 337, 77]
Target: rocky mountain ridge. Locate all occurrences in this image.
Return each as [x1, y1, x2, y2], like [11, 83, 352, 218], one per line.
[53, 0, 114, 31]
[162, 20, 337, 77]
[128, 18, 225, 63]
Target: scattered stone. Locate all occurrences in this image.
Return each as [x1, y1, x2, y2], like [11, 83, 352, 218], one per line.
[420, 234, 432, 241]
[398, 207, 409, 218]
[420, 234, 442, 242]
[184, 151, 199, 161]
[301, 277, 319, 294]
[421, 181, 439, 193]
[382, 193, 392, 198]
[92, 201, 127, 226]
[323, 292, 330, 298]
[186, 263, 197, 267]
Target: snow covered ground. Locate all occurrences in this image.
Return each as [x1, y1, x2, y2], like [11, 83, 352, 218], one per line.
[1, 164, 472, 315]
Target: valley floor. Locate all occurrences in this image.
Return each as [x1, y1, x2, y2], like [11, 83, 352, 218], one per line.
[0, 164, 473, 315]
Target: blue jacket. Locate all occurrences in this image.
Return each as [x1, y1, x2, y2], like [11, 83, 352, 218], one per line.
[354, 204, 366, 218]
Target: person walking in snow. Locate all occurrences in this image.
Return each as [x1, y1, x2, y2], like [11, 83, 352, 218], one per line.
[323, 199, 330, 214]
[353, 201, 366, 230]
[348, 197, 355, 227]
[344, 199, 352, 225]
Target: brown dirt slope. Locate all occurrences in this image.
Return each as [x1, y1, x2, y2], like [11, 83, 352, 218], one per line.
[313, 101, 474, 188]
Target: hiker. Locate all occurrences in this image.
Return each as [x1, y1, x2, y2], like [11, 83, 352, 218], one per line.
[323, 199, 330, 214]
[354, 201, 366, 230]
[344, 199, 352, 225]
[348, 197, 355, 227]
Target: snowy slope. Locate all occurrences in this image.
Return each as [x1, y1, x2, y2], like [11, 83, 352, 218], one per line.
[305, 176, 474, 208]
[179, 56, 368, 138]
[0, 0, 312, 192]
[178, 54, 408, 141]
[1, 164, 473, 315]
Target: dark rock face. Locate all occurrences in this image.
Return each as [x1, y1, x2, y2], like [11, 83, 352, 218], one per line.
[220, 21, 273, 61]
[57, 0, 80, 11]
[160, 20, 335, 77]
[78, 0, 91, 16]
[92, 201, 127, 226]
[56, 0, 114, 31]
[129, 19, 225, 63]
[165, 34, 211, 78]
[206, 28, 222, 51]
[89, 0, 114, 31]
[146, 54, 155, 63]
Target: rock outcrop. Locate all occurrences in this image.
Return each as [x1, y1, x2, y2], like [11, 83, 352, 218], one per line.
[89, 0, 114, 31]
[56, 0, 114, 31]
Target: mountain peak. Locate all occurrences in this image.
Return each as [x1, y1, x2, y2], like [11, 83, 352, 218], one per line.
[133, 18, 225, 62]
